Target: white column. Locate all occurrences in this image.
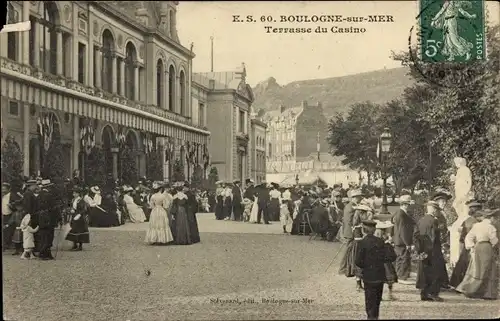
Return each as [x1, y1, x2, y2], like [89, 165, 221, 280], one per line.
[203, 103, 207, 127]
[119, 59, 125, 95]
[22, 2, 30, 64]
[111, 53, 117, 93]
[72, 4, 78, 80]
[23, 104, 30, 176]
[73, 115, 80, 173]
[133, 64, 139, 101]
[56, 30, 63, 75]
[87, 28, 94, 87]
[95, 46, 102, 88]
[0, 33, 6, 57]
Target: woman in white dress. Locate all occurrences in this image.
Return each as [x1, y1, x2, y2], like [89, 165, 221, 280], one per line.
[249, 194, 259, 223]
[123, 186, 146, 223]
[145, 182, 174, 245]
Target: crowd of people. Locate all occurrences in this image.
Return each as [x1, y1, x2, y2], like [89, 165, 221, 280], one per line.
[208, 179, 499, 319]
[1, 171, 205, 259]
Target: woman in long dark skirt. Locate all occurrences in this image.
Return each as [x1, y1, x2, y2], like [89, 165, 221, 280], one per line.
[170, 182, 193, 245]
[215, 182, 224, 220]
[184, 183, 201, 244]
[346, 201, 374, 291]
[65, 187, 90, 251]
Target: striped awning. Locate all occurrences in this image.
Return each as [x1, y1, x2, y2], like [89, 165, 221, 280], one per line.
[1, 77, 207, 144]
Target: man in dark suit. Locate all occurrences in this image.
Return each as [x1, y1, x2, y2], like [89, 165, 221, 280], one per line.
[243, 179, 255, 201]
[256, 183, 270, 224]
[414, 200, 446, 302]
[338, 189, 363, 275]
[355, 220, 396, 320]
[232, 180, 243, 221]
[392, 194, 416, 283]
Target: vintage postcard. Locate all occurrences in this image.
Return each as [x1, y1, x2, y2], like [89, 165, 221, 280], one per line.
[1, 1, 499, 320]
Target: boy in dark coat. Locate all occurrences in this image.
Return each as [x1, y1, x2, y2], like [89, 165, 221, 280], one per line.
[355, 220, 397, 320]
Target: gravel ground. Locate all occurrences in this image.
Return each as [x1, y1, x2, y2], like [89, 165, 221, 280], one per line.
[3, 227, 499, 320]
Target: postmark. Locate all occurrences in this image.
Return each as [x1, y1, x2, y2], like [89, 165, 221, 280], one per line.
[408, 0, 487, 88]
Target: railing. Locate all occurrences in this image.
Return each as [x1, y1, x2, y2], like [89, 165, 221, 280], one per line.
[0, 57, 208, 131]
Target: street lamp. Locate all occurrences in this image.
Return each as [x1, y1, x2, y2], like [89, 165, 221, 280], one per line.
[379, 128, 392, 215]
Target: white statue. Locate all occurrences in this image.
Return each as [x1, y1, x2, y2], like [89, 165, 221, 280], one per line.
[449, 156, 473, 267]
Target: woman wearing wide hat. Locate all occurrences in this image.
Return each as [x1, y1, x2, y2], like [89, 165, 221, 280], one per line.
[170, 182, 197, 245]
[449, 199, 483, 288]
[347, 199, 375, 291]
[145, 182, 174, 245]
[455, 208, 499, 300]
[214, 181, 225, 220]
[65, 186, 90, 251]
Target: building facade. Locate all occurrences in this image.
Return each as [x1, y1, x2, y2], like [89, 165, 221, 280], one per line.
[263, 100, 328, 174]
[250, 116, 266, 184]
[1, 1, 210, 183]
[192, 64, 254, 183]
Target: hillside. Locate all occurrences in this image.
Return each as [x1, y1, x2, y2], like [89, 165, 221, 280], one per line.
[252, 67, 414, 118]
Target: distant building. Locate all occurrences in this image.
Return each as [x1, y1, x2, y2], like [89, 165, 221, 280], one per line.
[263, 101, 328, 174]
[192, 63, 255, 183]
[250, 116, 267, 184]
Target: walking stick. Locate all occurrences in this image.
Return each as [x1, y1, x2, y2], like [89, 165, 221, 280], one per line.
[325, 241, 346, 272]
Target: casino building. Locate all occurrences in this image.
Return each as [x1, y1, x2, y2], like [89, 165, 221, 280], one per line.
[1, 1, 210, 183]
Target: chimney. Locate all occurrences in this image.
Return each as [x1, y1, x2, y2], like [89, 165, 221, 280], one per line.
[280, 105, 286, 113]
[301, 100, 308, 108]
[317, 102, 322, 108]
[209, 79, 215, 90]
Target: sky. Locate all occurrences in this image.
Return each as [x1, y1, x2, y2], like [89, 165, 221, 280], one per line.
[177, 1, 499, 87]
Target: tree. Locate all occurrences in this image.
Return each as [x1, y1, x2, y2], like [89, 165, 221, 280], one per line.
[172, 158, 185, 182]
[1, 135, 23, 186]
[207, 166, 219, 190]
[191, 164, 204, 189]
[120, 146, 138, 185]
[147, 150, 163, 181]
[85, 147, 107, 187]
[327, 101, 383, 185]
[42, 136, 65, 181]
[391, 24, 500, 201]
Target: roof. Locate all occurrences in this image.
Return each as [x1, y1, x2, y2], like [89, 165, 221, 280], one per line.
[192, 63, 254, 102]
[262, 106, 304, 122]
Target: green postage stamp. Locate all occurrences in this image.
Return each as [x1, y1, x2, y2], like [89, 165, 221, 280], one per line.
[419, 0, 486, 63]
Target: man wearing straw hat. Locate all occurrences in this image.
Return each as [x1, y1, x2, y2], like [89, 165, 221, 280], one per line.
[392, 194, 416, 284]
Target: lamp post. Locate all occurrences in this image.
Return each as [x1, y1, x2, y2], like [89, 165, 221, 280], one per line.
[379, 127, 392, 215]
[295, 173, 299, 186]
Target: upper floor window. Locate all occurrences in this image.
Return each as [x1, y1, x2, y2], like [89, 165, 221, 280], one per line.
[125, 42, 138, 100]
[40, 1, 59, 74]
[156, 59, 164, 108]
[239, 110, 245, 133]
[198, 103, 205, 126]
[101, 29, 115, 93]
[169, 10, 175, 38]
[179, 70, 186, 115]
[77, 42, 86, 84]
[168, 65, 175, 111]
[7, 4, 18, 61]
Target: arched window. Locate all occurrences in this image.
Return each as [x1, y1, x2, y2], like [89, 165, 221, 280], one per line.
[40, 1, 58, 74]
[268, 143, 272, 158]
[168, 65, 175, 111]
[157, 60, 164, 108]
[179, 70, 186, 115]
[169, 10, 175, 38]
[291, 140, 294, 156]
[125, 42, 137, 100]
[101, 30, 115, 93]
[7, 3, 18, 61]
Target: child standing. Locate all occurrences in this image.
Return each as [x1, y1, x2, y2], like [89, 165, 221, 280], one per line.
[280, 199, 292, 233]
[20, 214, 39, 259]
[375, 220, 398, 301]
[241, 198, 253, 222]
[7, 200, 25, 255]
